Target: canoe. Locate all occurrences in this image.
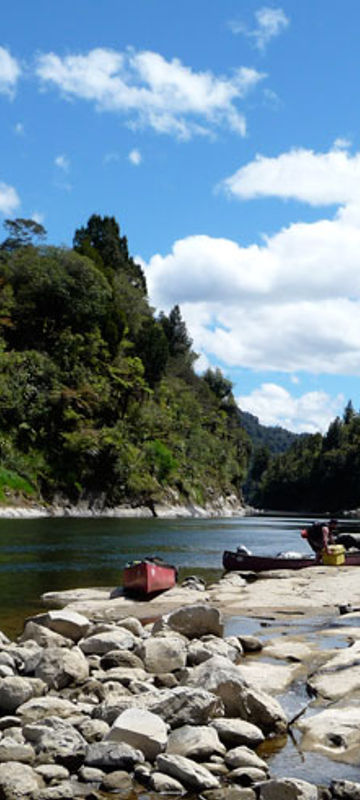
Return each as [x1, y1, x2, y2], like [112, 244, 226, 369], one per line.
[123, 558, 177, 595]
[223, 549, 360, 573]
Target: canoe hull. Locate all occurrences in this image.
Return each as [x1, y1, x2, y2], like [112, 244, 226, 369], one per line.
[223, 550, 360, 572]
[123, 561, 177, 595]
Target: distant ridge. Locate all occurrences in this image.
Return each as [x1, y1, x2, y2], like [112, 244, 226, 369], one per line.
[238, 409, 300, 454]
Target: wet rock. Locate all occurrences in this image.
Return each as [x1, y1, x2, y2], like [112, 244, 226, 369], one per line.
[149, 770, 186, 793]
[0, 761, 45, 797]
[308, 641, 360, 700]
[100, 769, 134, 791]
[330, 779, 360, 798]
[262, 638, 314, 662]
[156, 753, 220, 790]
[106, 708, 168, 760]
[297, 707, 360, 764]
[237, 635, 263, 653]
[227, 766, 268, 785]
[256, 778, 318, 799]
[224, 745, 268, 771]
[153, 604, 223, 639]
[166, 724, 225, 759]
[210, 718, 265, 748]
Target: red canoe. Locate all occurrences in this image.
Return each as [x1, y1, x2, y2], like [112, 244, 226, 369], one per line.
[223, 549, 360, 572]
[123, 558, 177, 595]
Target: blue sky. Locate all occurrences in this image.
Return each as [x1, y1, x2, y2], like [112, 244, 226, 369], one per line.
[2, 0, 360, 433]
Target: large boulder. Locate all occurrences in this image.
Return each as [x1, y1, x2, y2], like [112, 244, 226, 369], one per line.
[17, 696, 80, 723]
[84, 741, 144, 771]
[210, 718, 265, 748]
[106, 708, 168, 761]
[0, 761, 44, 798]
[19, 621, 72, 649]
[166, 724, 225, 759]
[153, 605, 223, 639]
[79, 629, 136, 655]
[0, 677, 45, 714]
[146, 686, 224, 728]
[297, 707, 360, 764]
[307, 641, 360, 701]
[35, 646, 89, 689]
[136, 636, 187, 673]
[256, 778, 318, 799]
[27, 610, 90, 642]
[186, 656, 287, 734]
[156, 753, 220, 791]
[23, 716, 87, 770]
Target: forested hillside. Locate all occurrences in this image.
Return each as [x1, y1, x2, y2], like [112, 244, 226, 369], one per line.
[252, 401, 360, 512]
[0, 216, 251, 511]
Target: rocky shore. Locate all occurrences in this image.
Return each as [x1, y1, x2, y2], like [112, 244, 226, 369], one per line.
[1, 568, 360, 798]
[0, 493, 249, 519]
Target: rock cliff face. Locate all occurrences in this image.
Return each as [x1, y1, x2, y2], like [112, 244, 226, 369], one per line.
[0, 589, 359, 798]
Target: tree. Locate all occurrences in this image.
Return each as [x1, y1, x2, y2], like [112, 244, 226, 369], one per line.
[73, 214, 146, 292]
[203, 368, 233, 404]
[160, 305, 193, 358]
[1, 218, 46, 251]
[343, 400, 355, 425]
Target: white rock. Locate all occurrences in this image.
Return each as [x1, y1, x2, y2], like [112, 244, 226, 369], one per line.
[107, 708, 168, 760]
[153, 604, 223, 639]
[35, 646, 89, 689]
[156, 753, 220, 790]
[297, 707, 360, 764]
[27, 609, 90, 642]
[166, 724, 225, 759]
[137, 636, 187, 673]
[257, 778, 318, 799]
[79, 629, 135, 655]
[0, 761, 44, 796]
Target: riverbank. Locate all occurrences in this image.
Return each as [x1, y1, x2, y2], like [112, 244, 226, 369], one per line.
[0, 494, 250, 519]
[1, 567, 360, 798]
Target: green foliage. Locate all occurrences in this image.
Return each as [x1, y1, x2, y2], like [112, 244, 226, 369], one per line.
[1, 218, 46, 252]
[253, 403, 360, 512]
[0, 214, 251, 510]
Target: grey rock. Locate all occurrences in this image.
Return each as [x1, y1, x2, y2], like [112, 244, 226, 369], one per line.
[228, 767, 268, 785]
[23, 716, 87, 770]
[78, 765, 104, 782]
[256, 778, 318, 799]
[224, 745, 268, 771]
[17, 696, 79, 723]
[153, 604, 223, 639]
[0, 761, 44, 797]
[156, 753, 220, 790]
[84, 740, 145, 771]
[297, 707, 360, 764]
[150, 770, 186, 794]
[107, 707, 168, 761]
[76, 718, 110, 743]
[237, 636, 263, 653]
[137, 636, 187, 673]
[186, 655, 287, 734]
[35, 763, 70, 783]
[100, 649, 144, 670]
[0, 737, 35, 764]
[101, 770, 134, 791]
[27, 609, 91, 642]
[80, 629, 136, 654]
[0, 676, 45, 713]
[147, 686, 224, 727]
[166, 724, 225, 759]
[19, 621, 72, 649]
[211, 718, 265, 748]
[202, 789, 255, 800]
[35, 646, 89, 689]
[330, 780, 360, 799]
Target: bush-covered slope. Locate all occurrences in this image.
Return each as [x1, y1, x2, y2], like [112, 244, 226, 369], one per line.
[0, 216, 251, 510]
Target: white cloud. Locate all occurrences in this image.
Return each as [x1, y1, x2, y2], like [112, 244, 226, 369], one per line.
[144, 145, 360, 389]
[0, 182, 20, 215]
[237, 383, 344, 434]
[230, 7, 289, 51]
[35, 47, 265, 139]
[221, 146, 360, 206]
[31, 211, 45, 225]
[0, 47, 21, 96]
[128, 148, 142, 165]
[54, 154, 70, 172]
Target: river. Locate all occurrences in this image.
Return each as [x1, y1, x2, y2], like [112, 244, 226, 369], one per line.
[0, 513, 311, 636]
[1, 512, 360, 788]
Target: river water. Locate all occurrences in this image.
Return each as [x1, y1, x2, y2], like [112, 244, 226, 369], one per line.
[1, 512, 360, 788]
[0, 513, 311, 636]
